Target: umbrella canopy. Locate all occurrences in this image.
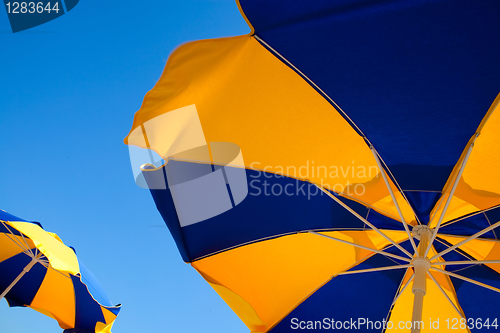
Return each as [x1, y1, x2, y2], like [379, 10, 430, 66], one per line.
[125, 0, 500, 332]
[0, 210, 121, 333]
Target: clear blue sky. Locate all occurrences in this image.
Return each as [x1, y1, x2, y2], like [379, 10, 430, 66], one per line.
[0, 1, 250, 332]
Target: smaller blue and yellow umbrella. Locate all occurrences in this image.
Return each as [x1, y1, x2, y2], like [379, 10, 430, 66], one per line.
[0, 210, 121, 333]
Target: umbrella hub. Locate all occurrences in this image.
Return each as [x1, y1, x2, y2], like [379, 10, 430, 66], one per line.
[411, 225, 432, 241]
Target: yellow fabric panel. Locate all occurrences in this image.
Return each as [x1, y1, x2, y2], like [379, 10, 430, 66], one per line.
[388, 270, 465, 332]
[386, 269, 413, 332]
[101, 307, 118, 326]
[95, 322, 112, 333]
[30, 268, 75, 329]
[95, 312, 116, 333]
[433, 94, 500, 223]
[0, 233, 35, 263]
[124, 34, 408, 219]
[192, 230, 408, 332]
[9, 222, 79, 274]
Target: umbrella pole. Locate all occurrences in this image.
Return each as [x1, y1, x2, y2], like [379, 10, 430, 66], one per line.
[0, 253, 41, 300]
[411, 226, 431, 333]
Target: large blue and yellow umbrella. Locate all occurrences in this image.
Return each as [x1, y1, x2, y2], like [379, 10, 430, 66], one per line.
[125, 0, 500, 332]
[0, 210, 120, 333]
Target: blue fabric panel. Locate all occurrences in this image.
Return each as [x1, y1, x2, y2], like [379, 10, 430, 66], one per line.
[403, 191, 441, 225]
[71, 274, 106, 331]
[0, 253, 47, 307]
[146, 163, 372, 262]
[388, 165, 453, 193]
[240, 0, 500, 191]
[449, 265, 500, 332]
[439, 213, 498, 240]
[0, 210, 28, 222]
[269, 254, 406, 332]
[147, 173, 191, 263]
[366, 209, 405, 231]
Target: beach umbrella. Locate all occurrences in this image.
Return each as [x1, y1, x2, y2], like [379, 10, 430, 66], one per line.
[0, 210, 121, 333]
[124, 0, 500, 332]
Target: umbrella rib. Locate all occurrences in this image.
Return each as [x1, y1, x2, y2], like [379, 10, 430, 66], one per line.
[430, 267, 500, 294]
[425, 141, 476, 257]
[308, 231, 411, 262]
[370, 148, 418, 254]
[391, 273, 414, 306]
[313, 184, 414, 258]
[336, 264, 411, 276]
[430, 220, 500, 261]
[427, 271, 464, 318]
